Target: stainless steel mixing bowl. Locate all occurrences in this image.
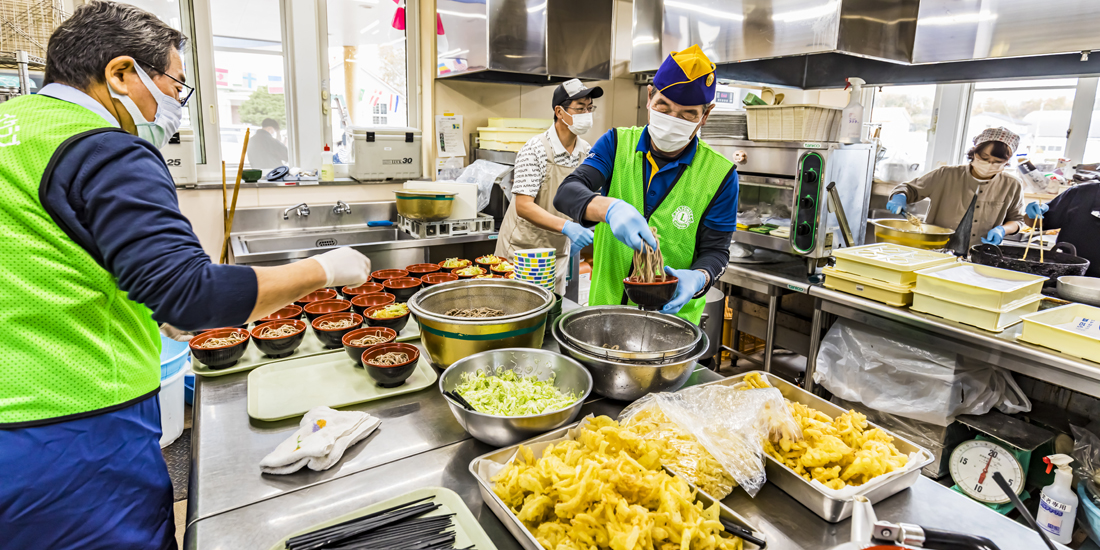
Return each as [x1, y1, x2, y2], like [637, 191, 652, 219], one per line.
[439, 348, 592, 446]
[408, 279, 554, 368]
[557, 306, 701, 361]
[552, 318, 709, 401]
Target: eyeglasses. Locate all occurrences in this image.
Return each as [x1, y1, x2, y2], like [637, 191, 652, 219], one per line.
[567, 105, 598, 114]
[135, 59, 195, 108]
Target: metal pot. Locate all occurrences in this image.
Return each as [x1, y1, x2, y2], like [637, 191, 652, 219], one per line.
[1057, 276, 1100, 306]
[552, 318, 708, 401]
[557, 306, 701, 361]
[438, 348, 591, 446]
[393, 190, 456, 221]
[408, 279, 554, 368]
[871, 218, 955, 250]
[969, 243, 1090, 287]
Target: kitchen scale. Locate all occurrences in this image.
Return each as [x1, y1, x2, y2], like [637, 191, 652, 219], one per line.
[948, 412, 1055, 514]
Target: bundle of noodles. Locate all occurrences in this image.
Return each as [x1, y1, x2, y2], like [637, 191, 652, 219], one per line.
[631, 227, 666, 283]
[369, 352, 409, 365]
[349, 334, 388, 346]
[317, 318, 357, 330]
[445, 307, 505, 318]
[259, 324, 300, 338]
[198, 332, 246, 348]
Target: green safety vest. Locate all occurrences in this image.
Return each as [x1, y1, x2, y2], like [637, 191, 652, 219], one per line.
[590, 127, 733, 324]
[0, 94, 161, 427]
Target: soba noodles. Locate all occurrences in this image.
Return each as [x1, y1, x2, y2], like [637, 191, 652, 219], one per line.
[259, 324, 300, 338]
[318, 318, 357, 330]
[445, 307, 505, 318]
[370, 352, 409, 366]
[197, 332, 246, 348]
[349, 334, 388, 346]
[631, 227, 666, 283]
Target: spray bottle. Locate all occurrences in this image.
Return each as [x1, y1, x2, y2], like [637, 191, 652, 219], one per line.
[840, 77, 866, 144]
[1035, 454, 1078, 545]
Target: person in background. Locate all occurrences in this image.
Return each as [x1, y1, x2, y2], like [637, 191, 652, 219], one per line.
[493, 78, 603, 293]
[1024, 181, 1100, 277]
[553, 45, 738, 323]
[0, 3, 370, 548]
[249, 117, 289, 169]
[887, 127, 1028, 246]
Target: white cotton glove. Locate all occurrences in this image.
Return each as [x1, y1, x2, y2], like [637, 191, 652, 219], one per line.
[312, 247, 371, 288]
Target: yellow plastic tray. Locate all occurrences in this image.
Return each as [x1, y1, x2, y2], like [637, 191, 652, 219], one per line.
[911, 290, 1042, 332]
[1019, 304, 1100, 363]
[914, 263, 1046, 310]
[823, 266, 913, 307]
[832, 244, 957, 286]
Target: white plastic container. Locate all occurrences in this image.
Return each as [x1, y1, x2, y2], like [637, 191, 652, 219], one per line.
[350, 126, 422, 181]
[1019, 303, 1100, 362]
[158, 363, 187, 447]
[914, 262, 1047, 310]
[162, 126, 197, 184]
[832, 243, 957, 286]
[823, 266, 914, 307]
[911, 290, 1042, 332]
[1035, 454, 1077, 545]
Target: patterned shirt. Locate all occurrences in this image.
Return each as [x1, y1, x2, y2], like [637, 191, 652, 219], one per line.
[510, 127, 591, 198]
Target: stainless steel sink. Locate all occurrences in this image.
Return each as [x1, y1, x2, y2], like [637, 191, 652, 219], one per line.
[228, 200, 496, 267]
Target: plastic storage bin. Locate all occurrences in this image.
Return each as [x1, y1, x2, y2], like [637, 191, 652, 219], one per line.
[1018, 303, 1100, 362]
[911, 290, 1042, 332]
[159, 336, 190, 447]
[832, 243, 957, 286]
[823, 266, 914, 307]
[746, 104, 841, 142]
[914, 263, 1046, 310]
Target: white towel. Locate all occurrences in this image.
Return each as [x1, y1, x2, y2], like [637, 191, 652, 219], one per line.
[307, 415, 381, 471]
[260, 407, 376, 474]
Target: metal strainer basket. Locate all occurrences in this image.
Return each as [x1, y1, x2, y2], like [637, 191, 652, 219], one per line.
[557, 306, 701, 361]
[410, 278, 554, 321]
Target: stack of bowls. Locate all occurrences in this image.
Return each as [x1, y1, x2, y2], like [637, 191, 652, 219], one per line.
[551, 306, 708, 400]
[512, 248, 556, 290]
[407, 279, 555, 368]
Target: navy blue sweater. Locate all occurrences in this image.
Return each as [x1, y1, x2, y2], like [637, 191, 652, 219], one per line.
[42, 129, 257, 331]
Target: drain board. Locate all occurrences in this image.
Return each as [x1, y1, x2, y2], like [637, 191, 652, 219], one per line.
[316, 238, 338, 247]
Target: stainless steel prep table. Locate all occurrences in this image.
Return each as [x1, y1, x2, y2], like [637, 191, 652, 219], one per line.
[719, 260, 815, 372]
[185, 376, 1054, 550]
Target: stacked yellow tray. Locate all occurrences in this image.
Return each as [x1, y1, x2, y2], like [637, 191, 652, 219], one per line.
[1019, 303, 1100, 362]
[911, 263, 1048, 332]
[824, 244, 958, 307]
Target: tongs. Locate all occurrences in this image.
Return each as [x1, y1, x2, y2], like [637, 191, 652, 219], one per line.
[904, 211, 923, 232]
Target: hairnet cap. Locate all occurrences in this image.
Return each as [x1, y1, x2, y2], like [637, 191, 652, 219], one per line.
[973, 127, 1020, 154]
[653, 45, 717, 106]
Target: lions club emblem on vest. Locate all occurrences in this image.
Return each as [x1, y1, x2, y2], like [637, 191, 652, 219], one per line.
[672, 205, 694, 229]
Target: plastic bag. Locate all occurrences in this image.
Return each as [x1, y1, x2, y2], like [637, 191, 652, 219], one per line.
[815, 320, 1031, 426]
[619, 383, 801, 497]
[1072, 425, 1100, 486]
[436, 157, 465, 181]
[457, 160, 511, 212]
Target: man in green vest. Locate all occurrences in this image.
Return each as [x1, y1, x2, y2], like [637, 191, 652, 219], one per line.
[0, 3, 371, 547]
[554, 45, 738, 324]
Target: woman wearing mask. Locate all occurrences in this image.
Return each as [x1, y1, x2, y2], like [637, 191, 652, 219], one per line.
[553, 45, 738, 323]
[493, 79, 602, 293]
[887, 127, 1029, 247]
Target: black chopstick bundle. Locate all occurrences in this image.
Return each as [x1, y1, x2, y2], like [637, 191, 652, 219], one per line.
[285, 496, 475, 550]
[443, 391, 475, 411]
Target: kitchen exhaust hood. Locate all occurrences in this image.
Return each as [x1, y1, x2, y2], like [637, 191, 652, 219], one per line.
[632, 0, 1100, 89]
[436, 0, 613, 84]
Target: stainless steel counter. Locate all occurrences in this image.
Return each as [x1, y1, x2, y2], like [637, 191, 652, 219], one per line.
[186, 363, 1054, 550]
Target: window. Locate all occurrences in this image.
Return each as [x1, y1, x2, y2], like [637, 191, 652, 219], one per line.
[870, 84, 937, 179]
[964, 79, 1078, 171]
[325, 0, 409, 163]
[1086, 91, 1100, 164]
[122, 0, 205, 163]
[211, 0, 290, 169]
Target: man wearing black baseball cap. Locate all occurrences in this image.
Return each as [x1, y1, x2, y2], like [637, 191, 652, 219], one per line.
[494, 78, 604, 293]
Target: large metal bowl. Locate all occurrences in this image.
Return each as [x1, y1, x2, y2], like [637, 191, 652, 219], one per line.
[408, 279, 554, 368]
[1058, 276, 1100, 306]
[439, 348, 592, 446]
[552, 318, 708, 401]
[871, 218, 954, 250]
[558, 306, 701, 361]
[394, 190, 457, 221]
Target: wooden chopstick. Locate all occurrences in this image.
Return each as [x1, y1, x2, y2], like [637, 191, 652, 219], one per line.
[220, 161, 227, 264]
[220, 129, 251, 264]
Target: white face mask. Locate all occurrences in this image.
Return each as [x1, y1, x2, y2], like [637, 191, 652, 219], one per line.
[971, 158, 1005, 180]
[108, 62, 183, 149]
[563, 111, 593, 136]
[648, 108, 700, 153]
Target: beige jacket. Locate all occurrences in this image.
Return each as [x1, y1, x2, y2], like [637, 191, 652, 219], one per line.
[892, 165, 1028, 245]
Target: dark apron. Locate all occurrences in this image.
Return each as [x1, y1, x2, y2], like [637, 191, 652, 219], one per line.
[946, 192, 979, 256]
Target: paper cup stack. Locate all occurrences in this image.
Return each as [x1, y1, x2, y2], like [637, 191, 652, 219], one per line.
[512, 248, 556, 290]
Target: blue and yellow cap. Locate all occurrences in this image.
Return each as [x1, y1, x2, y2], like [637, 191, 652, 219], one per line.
[653, 45, 716, 106]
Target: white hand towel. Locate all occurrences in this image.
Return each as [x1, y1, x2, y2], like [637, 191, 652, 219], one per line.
[307, 415, 381, 471]
[260, 407, 367, 473]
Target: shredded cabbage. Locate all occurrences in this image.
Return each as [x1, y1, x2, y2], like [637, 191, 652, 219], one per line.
[456, 370, 578, 416]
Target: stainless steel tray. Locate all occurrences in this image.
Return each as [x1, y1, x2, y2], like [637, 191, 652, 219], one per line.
[469, 421, 765, 550]
[702, 371, 935, 523]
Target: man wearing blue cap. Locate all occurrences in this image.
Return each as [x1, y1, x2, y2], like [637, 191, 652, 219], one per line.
[554, 45, 737, 324]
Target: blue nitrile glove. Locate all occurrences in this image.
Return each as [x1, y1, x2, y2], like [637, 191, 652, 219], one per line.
[1025, 202, 1049, 220]
[886, 194, 908, 215]
[605, 200, 657, 251]
[659, 266, 707, 315]
[981, 226, 1006, 245]
[562, 221, 594, 256]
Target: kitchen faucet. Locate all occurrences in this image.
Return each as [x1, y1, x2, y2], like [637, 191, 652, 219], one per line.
[333, 200, 352, 215]
[282, 203, 310, 220]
